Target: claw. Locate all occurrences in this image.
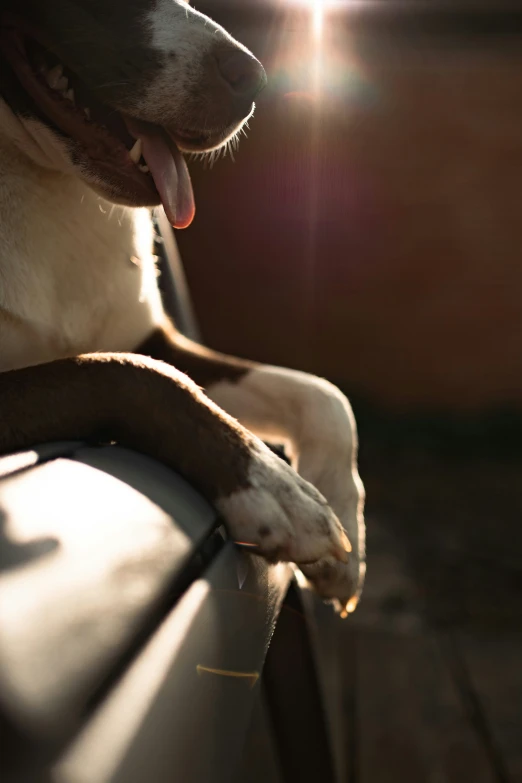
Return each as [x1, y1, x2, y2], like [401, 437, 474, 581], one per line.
[339, 595, 359, 618]
[330, 529, 351, 563]
[331, 544, 349, 564]
[340, 528, 352, 553]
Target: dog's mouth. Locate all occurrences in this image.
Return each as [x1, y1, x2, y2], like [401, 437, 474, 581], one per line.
[0, 26, 229, 228]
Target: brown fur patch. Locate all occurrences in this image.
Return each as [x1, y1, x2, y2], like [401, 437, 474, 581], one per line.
[0, 353, 256, 501]
[136, 320, 256, 390]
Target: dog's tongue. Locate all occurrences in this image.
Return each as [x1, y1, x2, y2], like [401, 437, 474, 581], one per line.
[128, 122, 195, 228]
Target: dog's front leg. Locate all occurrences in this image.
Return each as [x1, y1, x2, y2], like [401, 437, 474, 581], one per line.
[0, 354, 350, 574]
[138, 322, 365, 611]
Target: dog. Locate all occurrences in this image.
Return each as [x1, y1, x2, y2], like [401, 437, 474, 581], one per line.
[0, 0, 365, 613]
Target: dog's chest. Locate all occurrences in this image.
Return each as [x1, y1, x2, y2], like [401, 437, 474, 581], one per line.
[0, 160, 164, 372]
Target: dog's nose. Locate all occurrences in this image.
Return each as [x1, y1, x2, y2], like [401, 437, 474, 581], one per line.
[216, 49, 267, 100]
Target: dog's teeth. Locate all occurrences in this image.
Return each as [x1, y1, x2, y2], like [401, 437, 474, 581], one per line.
[129, 138, 142, 163]
[46, 64, 69, 92]
[46, 65, 67, 90]
[138, 163, 150, 173]
[64, 88, 75, 104]
[83, 107, 91, 120]
[46, 64, 63, 89]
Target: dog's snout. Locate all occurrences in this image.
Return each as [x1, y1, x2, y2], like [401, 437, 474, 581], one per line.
[215, 49, 267, 100]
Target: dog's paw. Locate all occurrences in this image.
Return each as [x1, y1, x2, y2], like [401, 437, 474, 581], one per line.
[215, 443, 351, 566]
[296, 456, 366, 612]
[292, 379, 366, 611]
[300, 556, 367, 617]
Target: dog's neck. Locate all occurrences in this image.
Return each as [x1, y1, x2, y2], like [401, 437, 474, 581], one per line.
[0, 101, 164, 373]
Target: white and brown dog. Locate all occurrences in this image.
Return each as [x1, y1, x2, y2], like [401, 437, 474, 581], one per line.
[0, 0, 365, 612]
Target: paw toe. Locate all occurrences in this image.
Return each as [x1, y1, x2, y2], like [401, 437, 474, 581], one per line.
[217, 487, 295, 558]
[300, 555, 366, 616]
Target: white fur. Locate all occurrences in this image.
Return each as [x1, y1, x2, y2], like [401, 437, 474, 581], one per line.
[145, 0, 216, 122]
[149, 0, 236, 57]
[138, 0, 252, 130]
[216, 439, 349, 566]
[208, 367, 366, 606]
[0, 111, 163, 372]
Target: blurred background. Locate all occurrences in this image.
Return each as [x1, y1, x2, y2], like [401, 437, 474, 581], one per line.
[176, 1, 522, 780]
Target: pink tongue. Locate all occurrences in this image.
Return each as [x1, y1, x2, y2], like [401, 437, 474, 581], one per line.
[133, 125, 195, 229]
